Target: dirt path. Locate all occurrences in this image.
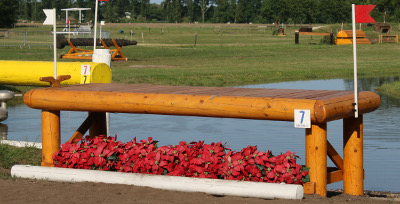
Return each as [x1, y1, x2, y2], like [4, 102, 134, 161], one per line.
[0, 178, 399, 204]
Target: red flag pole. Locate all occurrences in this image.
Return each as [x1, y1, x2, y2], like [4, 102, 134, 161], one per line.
[93, 0, 99, 53]
[352, 4, 359, 118]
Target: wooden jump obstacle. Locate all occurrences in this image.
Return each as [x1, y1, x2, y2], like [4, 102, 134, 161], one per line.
[56, 35, 137, 61]
[295, 31, 334, 45]
[0, 61, 112, 86]
[379, 34, 398, 43]
[23, 82, 380, 197]
[335, 30, 371, 45]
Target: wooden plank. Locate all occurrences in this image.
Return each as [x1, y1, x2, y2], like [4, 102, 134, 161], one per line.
[303, 182, 316, 194]
[327, 168, 343, 184]
[299, 32, 332, 36]
[327, 140, 344, 170]
[69, 113, 97, 143]
[23, 84, 381, 123]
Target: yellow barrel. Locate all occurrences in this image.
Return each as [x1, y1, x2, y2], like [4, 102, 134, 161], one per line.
[0, 61, 112, 86]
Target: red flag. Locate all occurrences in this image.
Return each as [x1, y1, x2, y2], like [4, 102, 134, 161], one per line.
[355, 5, 376, 23]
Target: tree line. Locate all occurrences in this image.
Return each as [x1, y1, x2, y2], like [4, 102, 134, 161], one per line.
[2, 0, 399, 28]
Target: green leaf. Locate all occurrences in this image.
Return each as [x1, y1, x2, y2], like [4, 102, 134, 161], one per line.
[108, 155, 117, 161]
[302, 175, 310, 183]
[255, 163, 265, 170]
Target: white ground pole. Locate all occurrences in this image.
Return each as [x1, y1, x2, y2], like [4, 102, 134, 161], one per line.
[352, 4, 359, 118]
[11, 165, 304, 200]
[0, 140, 42, 149]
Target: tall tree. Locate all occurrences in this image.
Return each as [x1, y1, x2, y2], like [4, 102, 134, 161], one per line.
[200, 0, 214, 23]
[213, 0, 229, 23]
[0, 0, 18, 27]
[162, 0, 172, 21]
[141, 0, 151, 19]
[171, 0, 182, 22]
[302, 0, 318, 24]
[183, 0, 201, 22]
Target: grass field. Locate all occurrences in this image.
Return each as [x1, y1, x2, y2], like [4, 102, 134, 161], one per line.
[1, 23, 399, 91]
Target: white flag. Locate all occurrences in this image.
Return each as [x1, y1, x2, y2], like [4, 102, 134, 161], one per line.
[43, 9, 55, 25]
[101, 21, 105, 26]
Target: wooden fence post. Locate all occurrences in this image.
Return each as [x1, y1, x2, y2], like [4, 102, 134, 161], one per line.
[89, 112, 107, 137]
[41, 110, 60, 167]
[306, 123, 327, 197]
[343, 116, 364, 195]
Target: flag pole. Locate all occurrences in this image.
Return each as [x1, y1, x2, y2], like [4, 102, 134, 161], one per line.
[352, 4, 358, 118]
[52, 8, 57, 79]
[93, 0, 99, 53]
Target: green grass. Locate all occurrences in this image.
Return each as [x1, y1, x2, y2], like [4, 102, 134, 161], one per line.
[375, 81, 400, 98]
[0, 143, 41, 179]
[2, 23, 400, 88]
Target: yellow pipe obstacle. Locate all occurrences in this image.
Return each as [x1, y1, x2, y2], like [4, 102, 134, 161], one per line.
[0, 61, 112, 86]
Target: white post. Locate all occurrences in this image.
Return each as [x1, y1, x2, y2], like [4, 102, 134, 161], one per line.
[68, 20, 70, 40]
[53, 8, 57, 79]
[93, 0, 99, 52]
[100, 23, 102, 39]
[79, 10, 82, 24]
[352, 4, 358, 118]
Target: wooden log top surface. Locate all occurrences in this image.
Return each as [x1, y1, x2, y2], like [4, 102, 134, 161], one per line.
[298, 32, 332, 36]
[24, 83, 381, 123]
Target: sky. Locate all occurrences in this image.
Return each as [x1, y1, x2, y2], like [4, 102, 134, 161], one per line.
[150, 0, 162, 4]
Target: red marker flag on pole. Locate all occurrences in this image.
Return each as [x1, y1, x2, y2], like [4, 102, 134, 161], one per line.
[355, 5, 376, 23]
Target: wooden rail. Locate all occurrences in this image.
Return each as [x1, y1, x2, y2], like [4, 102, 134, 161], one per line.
[379, 34, 399, 43]
[23, 83, 381, 197]
[61, 38, 129, 61]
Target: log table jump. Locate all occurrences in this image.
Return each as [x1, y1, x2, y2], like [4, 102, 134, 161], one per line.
[23, 83, 381, 197]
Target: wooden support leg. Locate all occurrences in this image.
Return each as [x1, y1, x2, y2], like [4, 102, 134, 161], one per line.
[88, 112, 107, 137]
[69, 113, 97, 143]
[343, 115, 364, 196]
[41, 110, 60, 167]
[306, 123, 327, 197]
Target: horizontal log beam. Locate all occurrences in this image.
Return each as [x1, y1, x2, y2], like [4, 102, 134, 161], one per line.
[299, 32, 332, 36]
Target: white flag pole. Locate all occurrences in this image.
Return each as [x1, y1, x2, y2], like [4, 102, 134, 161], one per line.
[93, 0, 99, 53]
[52, 8, 57, 79]
[352, 4, 359, 118]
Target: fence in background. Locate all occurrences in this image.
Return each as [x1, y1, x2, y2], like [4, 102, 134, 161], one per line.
[0, 30, 111, 48]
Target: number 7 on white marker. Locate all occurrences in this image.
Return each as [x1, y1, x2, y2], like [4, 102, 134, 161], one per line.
[81, 65, 91, 75]
[294, 109, 311, 128]
[299, 110, 305, 124]
[80, 65, 91, 84]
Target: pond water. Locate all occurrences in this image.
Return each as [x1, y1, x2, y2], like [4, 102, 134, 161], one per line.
[1, 77, 399, 192]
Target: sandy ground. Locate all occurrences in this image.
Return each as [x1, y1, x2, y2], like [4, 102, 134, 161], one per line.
[0, 178, 399, 204]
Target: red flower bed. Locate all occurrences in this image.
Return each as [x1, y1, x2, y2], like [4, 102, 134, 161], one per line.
[53, 135, 309, 184]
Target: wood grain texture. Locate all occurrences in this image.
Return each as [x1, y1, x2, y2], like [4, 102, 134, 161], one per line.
[343, 116, 364, 196]
[41, 110, 60, 167]
[23, 84, 380, 123]
[306, 123, 327, 197]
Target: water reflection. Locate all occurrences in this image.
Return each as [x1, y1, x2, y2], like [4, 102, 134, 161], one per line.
[0, 123, 7, 140]
[2, 78, 400, 192]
